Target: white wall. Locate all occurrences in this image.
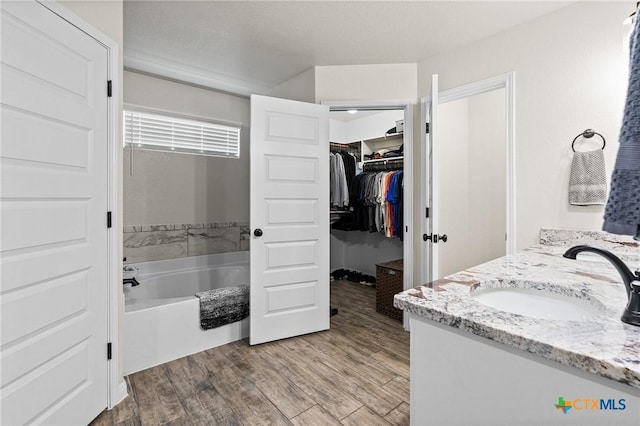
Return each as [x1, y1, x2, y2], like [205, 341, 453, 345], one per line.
[123, 71, 250, 226]
[331, 230, 403, 276]
[330, 232, 346, 271]
[330, 110, 403, 145]
[315, 63, 418, 102]
[419, 1, 630, 249]
[438, 98, 470, 277]
[343, 110, 404, 143]
[60, 1, 123, 58]
[275, 63, 418, 105]
[269, 67, 316, 103]
[467, 89, 506, 269]
[329, 118, 349, 142]
[436, 90, 506, 278]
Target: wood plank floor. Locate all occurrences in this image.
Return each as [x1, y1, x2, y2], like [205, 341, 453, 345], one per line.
[91, 279, 410, 425]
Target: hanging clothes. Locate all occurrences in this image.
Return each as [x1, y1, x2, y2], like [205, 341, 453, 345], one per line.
[345, 169, 403, 239]
[386, 171, 404, 240]
[329, 152, 336, 206]
[341, 152, 356, 195]
[336, 153, 348, 208]
[330, 151, 353, 209]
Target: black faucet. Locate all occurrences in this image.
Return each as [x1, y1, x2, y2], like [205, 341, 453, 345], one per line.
[563, 245, 640, 327]
[123, 277, 140, 287]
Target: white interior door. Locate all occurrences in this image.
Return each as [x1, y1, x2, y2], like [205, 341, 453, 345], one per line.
[422, 74, 512, 283]
[249, 94, 330, 345]
[1, 1, 109, 424]
[423, 75, 441, 282]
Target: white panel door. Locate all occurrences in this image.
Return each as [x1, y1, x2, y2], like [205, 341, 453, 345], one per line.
[423, 74, 441, 282]
[422, 75, 511, 283]
[1, 1, 109, 424]
[250, 94, 329, 345]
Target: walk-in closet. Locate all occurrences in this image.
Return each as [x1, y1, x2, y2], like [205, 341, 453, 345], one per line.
[329, 109, 406, 321]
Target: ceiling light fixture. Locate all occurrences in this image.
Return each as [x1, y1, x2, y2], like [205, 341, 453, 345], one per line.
[347, 109, 358, 114]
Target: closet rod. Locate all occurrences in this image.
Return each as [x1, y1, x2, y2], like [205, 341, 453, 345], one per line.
[330, 142, 359, 154]
[362, 158, 403, 172]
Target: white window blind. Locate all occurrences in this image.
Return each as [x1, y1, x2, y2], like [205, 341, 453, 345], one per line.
[124, 110, 240, 158]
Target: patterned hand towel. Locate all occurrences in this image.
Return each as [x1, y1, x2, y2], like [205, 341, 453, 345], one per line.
[603, 14, 640, 238]
[568, 149, 607, 205]
[195, 285, 249, 330]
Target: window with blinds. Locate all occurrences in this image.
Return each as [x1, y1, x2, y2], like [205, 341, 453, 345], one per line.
[124, 109, 240, 158]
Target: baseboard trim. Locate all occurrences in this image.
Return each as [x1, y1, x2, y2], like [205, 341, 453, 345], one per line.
[110, 379, 128, 408]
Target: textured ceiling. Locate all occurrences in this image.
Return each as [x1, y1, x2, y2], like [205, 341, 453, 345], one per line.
[124, 1, 574, 96]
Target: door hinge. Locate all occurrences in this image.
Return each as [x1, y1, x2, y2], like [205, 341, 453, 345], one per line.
[107, 211, 112, 228]
[107, 80, 112, 98]
[107, 342, 112, 360]
[425, 123, 430, 134]
[425, 207, 430, 218]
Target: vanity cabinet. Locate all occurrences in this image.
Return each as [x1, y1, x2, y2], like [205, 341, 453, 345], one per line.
[395, 243, 640, 426]
[410, 315, 639, 426]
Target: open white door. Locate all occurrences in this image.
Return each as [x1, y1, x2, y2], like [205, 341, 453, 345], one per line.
[422, 74, 513, 283]
[1, 1, 109, 424]
[422, 75, 442, 282]
[249, 95, 330, 345]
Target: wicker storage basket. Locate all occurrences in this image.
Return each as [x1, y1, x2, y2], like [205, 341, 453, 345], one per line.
[375, 259, 403, 321]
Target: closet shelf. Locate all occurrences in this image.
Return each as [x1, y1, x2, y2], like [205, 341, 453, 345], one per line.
[364, 133, 403, 144]
[332, 133, 402, 145]
[361, 156, 404, 165]
[383, 132, 403, 138]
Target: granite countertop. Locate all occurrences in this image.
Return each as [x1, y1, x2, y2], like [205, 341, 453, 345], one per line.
[394, 244, 640, 389]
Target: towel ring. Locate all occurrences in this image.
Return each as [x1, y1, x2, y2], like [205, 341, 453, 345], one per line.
[571, 129, 606, 152]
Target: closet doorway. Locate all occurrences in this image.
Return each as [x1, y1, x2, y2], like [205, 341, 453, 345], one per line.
[325, 101, 414, 328]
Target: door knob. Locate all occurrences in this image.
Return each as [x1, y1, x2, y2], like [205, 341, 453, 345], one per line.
[423, 233, 448, 243]
[253, 228, 263, 237]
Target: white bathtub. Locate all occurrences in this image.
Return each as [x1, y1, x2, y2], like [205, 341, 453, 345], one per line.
[123, 252, 249, 374]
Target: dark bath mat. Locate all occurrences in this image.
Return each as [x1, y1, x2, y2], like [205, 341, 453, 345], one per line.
[195, 285, 249, 330]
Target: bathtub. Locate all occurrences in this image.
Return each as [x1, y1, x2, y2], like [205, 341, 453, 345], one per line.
[123, 251, 249, 374]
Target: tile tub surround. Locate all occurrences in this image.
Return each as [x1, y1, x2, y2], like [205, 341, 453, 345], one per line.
[394, 244, 640, 389]
[124, 222, 249, 263]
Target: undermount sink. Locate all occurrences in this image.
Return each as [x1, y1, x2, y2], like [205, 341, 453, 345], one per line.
[470, 281, 604, 321]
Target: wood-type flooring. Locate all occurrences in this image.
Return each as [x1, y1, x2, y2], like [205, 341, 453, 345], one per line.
[91, 279, 410, 425]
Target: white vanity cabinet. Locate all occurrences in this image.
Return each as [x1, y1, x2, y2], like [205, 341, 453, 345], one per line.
[410, 315, 640, 426]
[395, 244, 640, 426]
